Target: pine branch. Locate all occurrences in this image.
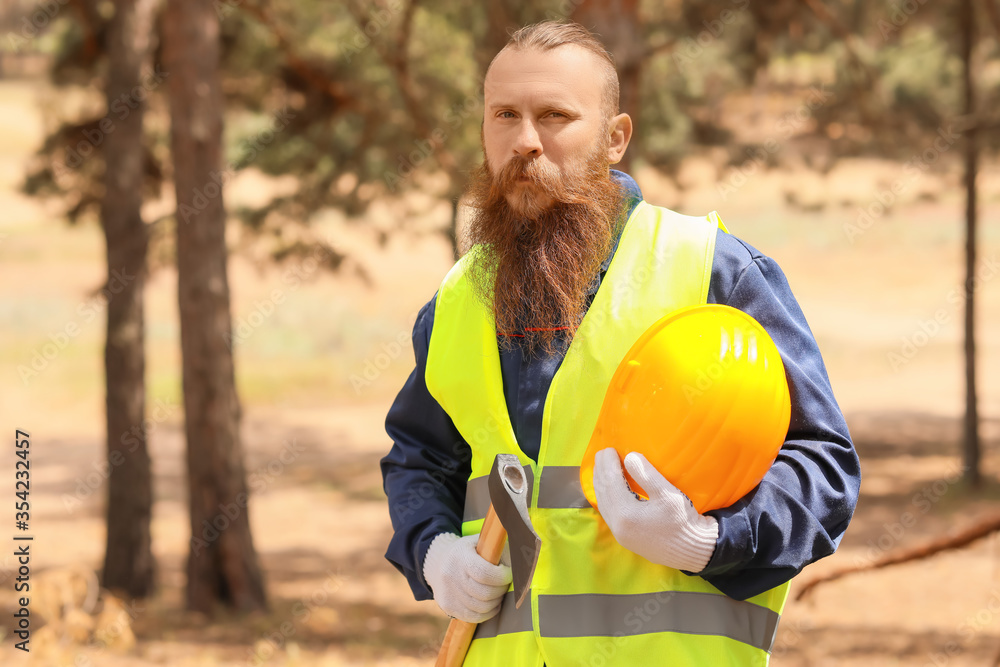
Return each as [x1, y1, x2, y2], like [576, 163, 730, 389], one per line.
[346, 0, 460, 176]
[238, 1, 357, 112]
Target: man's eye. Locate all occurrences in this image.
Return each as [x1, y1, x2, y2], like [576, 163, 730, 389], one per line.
[498, 111, 516, 119]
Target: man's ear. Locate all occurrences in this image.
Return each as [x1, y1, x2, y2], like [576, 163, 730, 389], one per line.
[606, 113, 633, 165]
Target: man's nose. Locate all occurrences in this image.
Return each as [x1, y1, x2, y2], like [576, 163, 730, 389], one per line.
[513, 120, 542, 157]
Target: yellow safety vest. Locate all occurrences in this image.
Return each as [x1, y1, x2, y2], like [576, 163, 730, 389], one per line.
[425, 200, 789, 666]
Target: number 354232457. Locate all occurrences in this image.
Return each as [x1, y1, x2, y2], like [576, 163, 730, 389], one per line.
[15, 430, 29, 529]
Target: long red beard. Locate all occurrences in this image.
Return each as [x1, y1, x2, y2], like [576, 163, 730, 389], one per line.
[462, 142, 625, 356]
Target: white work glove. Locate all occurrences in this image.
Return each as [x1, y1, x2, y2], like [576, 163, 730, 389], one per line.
[593, 448, 719, 573]
[422, 532, 512, 623]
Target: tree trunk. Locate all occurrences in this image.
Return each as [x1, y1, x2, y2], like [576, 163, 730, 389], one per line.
[961, 0, 980, 487]
[572, 0, 642, 175]
[101, 0, 159, 600]
[163, 0, 268, 613]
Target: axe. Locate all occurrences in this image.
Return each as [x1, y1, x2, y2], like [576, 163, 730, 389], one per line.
[435, 453, 542, 667]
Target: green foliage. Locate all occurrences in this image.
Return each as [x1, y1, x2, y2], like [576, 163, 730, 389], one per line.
[18, 0, 1000, 254]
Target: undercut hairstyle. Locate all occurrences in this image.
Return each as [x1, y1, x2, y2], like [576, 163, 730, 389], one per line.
[491, 20, 620, 122]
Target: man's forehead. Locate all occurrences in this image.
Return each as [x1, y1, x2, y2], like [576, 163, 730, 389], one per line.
[484, 44, 604, 108]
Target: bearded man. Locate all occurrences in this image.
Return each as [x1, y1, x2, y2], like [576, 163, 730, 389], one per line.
[381, 20, 860, 667]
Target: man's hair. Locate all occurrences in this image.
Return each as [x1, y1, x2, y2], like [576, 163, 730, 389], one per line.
[491, 20, 620, 121]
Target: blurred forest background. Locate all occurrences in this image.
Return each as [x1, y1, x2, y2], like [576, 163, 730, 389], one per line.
[1, 0, 1000, 665]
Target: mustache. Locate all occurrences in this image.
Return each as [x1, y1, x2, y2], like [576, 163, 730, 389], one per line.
[484, 154, 590, 208]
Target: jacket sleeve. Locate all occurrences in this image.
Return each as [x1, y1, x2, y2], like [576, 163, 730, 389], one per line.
[380, 295, 472, 601]
[697, 230, 861, 600]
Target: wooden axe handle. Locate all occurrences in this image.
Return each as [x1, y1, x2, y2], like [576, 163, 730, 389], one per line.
[435, 504, 507, 667]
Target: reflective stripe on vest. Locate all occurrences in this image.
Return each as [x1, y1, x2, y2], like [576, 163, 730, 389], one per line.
[473, 591, 779, 651]
[426, 201, 789, 667]
[463, 467, 584, 522]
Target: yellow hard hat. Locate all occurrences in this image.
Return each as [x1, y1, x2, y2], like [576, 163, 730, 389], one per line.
[580, 304, 791, 514]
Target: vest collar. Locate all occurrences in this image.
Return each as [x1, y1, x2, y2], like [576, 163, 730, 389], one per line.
[588, 169, 644, 296]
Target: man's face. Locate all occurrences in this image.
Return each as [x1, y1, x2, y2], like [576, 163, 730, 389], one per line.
[483, 45, 610, 216]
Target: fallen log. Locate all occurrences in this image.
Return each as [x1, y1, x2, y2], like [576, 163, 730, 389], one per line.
[796, 512, 1000, 601]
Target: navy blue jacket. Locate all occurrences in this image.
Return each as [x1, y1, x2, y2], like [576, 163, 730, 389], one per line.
[381, 171, 861, 602]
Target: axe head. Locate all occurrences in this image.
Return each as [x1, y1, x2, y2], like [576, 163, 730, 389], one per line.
[488, 454, 542, 609]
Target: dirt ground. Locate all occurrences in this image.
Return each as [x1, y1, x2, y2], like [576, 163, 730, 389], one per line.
[2, 76, 1000, 666]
